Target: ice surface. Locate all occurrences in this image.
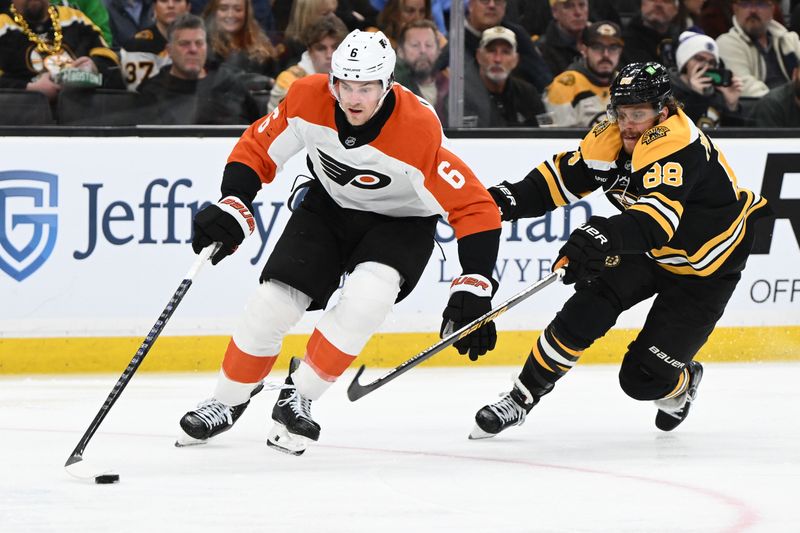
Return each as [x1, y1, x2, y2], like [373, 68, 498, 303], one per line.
[1, 363, 798, 533]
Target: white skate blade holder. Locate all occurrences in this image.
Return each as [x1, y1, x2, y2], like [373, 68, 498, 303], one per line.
[174, 429, 208, 448]
[267, 423, 313, 456]
[468, 425, 497, 440]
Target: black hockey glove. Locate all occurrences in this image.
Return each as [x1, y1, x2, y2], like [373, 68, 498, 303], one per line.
[488, 181, 519, 222]
[440, 274, 497, 361]
[557, 216, 621, 285]
[192, 196, 255, 265]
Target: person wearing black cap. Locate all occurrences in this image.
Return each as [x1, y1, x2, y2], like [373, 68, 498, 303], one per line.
[544, 20, 623, 127]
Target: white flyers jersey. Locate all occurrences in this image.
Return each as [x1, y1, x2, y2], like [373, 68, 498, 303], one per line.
[227, 75, 500, 239]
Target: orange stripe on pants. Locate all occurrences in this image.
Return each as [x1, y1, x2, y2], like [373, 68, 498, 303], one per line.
[221, 338, 277, 383]
[305, 329, 356, 381]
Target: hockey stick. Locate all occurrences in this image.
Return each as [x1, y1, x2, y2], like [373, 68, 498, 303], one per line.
[346, 267, 566, 402]
[64, 244, 218, 481]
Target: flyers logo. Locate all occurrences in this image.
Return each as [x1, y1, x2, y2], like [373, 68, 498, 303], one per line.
[318, 149, 391, 189]
[0, 170, 58, 281]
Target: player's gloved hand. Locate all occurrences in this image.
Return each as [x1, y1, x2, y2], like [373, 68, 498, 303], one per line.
[556, 216, 620, 285]
[488, 181, 519, 221]
[192, 196, 255, 265]
[440, 274, 497, 361]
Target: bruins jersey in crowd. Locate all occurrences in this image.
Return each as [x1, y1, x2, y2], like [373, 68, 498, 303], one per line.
[120, 25, 171, 92]
[543, 62, 612, 128]
[507, 108, 769, 278]
[0, 5, 119, 87]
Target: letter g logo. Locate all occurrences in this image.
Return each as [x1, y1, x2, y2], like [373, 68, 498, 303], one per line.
[0, 170, 58, 281]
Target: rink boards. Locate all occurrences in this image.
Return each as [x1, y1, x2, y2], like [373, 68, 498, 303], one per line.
[1, 135, 798, 373]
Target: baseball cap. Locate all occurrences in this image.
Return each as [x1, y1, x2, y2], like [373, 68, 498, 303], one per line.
[479, 26, 517, 51]
[582, 21, 624, 47]
[675, 31, 719, 72]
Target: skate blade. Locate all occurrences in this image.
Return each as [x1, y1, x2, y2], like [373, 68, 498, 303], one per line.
[468, 424, 497, 440]
[267, 423, 311, 456]
[174, 430, 208, 448]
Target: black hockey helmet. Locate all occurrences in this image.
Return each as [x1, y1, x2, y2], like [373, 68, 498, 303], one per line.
[609, 62, 672, 110]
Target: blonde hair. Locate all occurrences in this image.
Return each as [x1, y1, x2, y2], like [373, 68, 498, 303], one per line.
[285, 0, 337, 42]
[203, 0, 276, 63]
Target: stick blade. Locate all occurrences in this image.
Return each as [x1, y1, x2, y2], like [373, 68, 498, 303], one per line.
[346, 365, 369, 402]
[65, 457, 117, 482]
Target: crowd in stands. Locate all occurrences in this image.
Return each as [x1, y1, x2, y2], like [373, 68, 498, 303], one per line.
[2, 0, 800, 127]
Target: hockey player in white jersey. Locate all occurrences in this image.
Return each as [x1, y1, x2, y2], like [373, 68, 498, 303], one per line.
[176, 30, 502, 455]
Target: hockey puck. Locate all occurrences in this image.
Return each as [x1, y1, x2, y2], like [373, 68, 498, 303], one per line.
[94, 474, 120, 484]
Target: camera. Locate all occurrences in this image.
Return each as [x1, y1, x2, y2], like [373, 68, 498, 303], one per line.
[704, 68, 733, 87]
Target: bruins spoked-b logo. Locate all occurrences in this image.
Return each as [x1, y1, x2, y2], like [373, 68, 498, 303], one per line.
[0, 171, 58, 281]
[641, 125, 669, 145]
[317, 149, 392, 190]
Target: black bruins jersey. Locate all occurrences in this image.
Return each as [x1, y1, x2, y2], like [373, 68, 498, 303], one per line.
[511, 108, 769, 278]
[0, 6, 118, 87]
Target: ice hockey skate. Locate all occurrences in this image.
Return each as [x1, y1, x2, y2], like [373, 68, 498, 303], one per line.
[267, 358, 321, 456]
[175, 382, 264, 447]
[654, 361, 704, 431]
[469, 380, 537, 440]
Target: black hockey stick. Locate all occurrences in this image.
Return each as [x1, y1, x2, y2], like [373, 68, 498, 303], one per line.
[346, 267, 566, 401]
[64, 244, 218, 479]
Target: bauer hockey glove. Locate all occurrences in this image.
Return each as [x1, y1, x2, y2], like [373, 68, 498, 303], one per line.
[557, 216, 621, 285]
[440, 274, 497, 361]
[192, 196, 255, 265]
[488, 182, 519, 222]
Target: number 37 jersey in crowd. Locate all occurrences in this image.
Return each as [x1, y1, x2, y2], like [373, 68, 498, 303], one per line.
[225, 74, 500, 240]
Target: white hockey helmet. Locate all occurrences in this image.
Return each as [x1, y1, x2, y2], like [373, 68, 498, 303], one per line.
[329, 30, 396, 100]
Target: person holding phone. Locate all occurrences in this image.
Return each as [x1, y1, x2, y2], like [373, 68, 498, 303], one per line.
[671, 31, 745, 127]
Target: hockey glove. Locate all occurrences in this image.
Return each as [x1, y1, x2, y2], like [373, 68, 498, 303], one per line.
[440, 274, 497, 361]
[488, 182, 519, 221]
[557, 216, 620, 285]
[192, 196, 255, 265]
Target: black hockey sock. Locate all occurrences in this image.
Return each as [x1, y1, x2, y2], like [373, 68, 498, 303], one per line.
[519, 327, 584, 398]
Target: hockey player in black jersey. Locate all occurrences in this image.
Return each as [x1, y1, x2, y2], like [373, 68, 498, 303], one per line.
[471, 62, 771, 439]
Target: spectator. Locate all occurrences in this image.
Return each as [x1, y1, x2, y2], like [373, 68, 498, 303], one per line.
[267, 13, 346, 111]
[104, 0, 153, 49]
[716, 0, 800, 97]
[698, 0, 732, 38]
[544, 20, 623, 127]
[394, 19, 448, 115]
[519, 0, 620, 37]
[538, 0, 590, 76]
[671, 30, 745, 127]
[121, 0, 189, 90]
[203, 0, 279, 84]
[622, 0, 681, 66]
[370, 0, 447, 35]
[749, 66, 800, 126]
[138, 13, 260, 123]
[0, 0, 123, 101]
[437, 0, 553, 92]
[462, 26, 546, 127]
[129, 0, 188, 52]
[51, 0, 114, 45]
[279, 0, 337, 66]
[190, 0, 274, 33]
[377, 0, 428, 48]
[678, 0, 704, 33]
